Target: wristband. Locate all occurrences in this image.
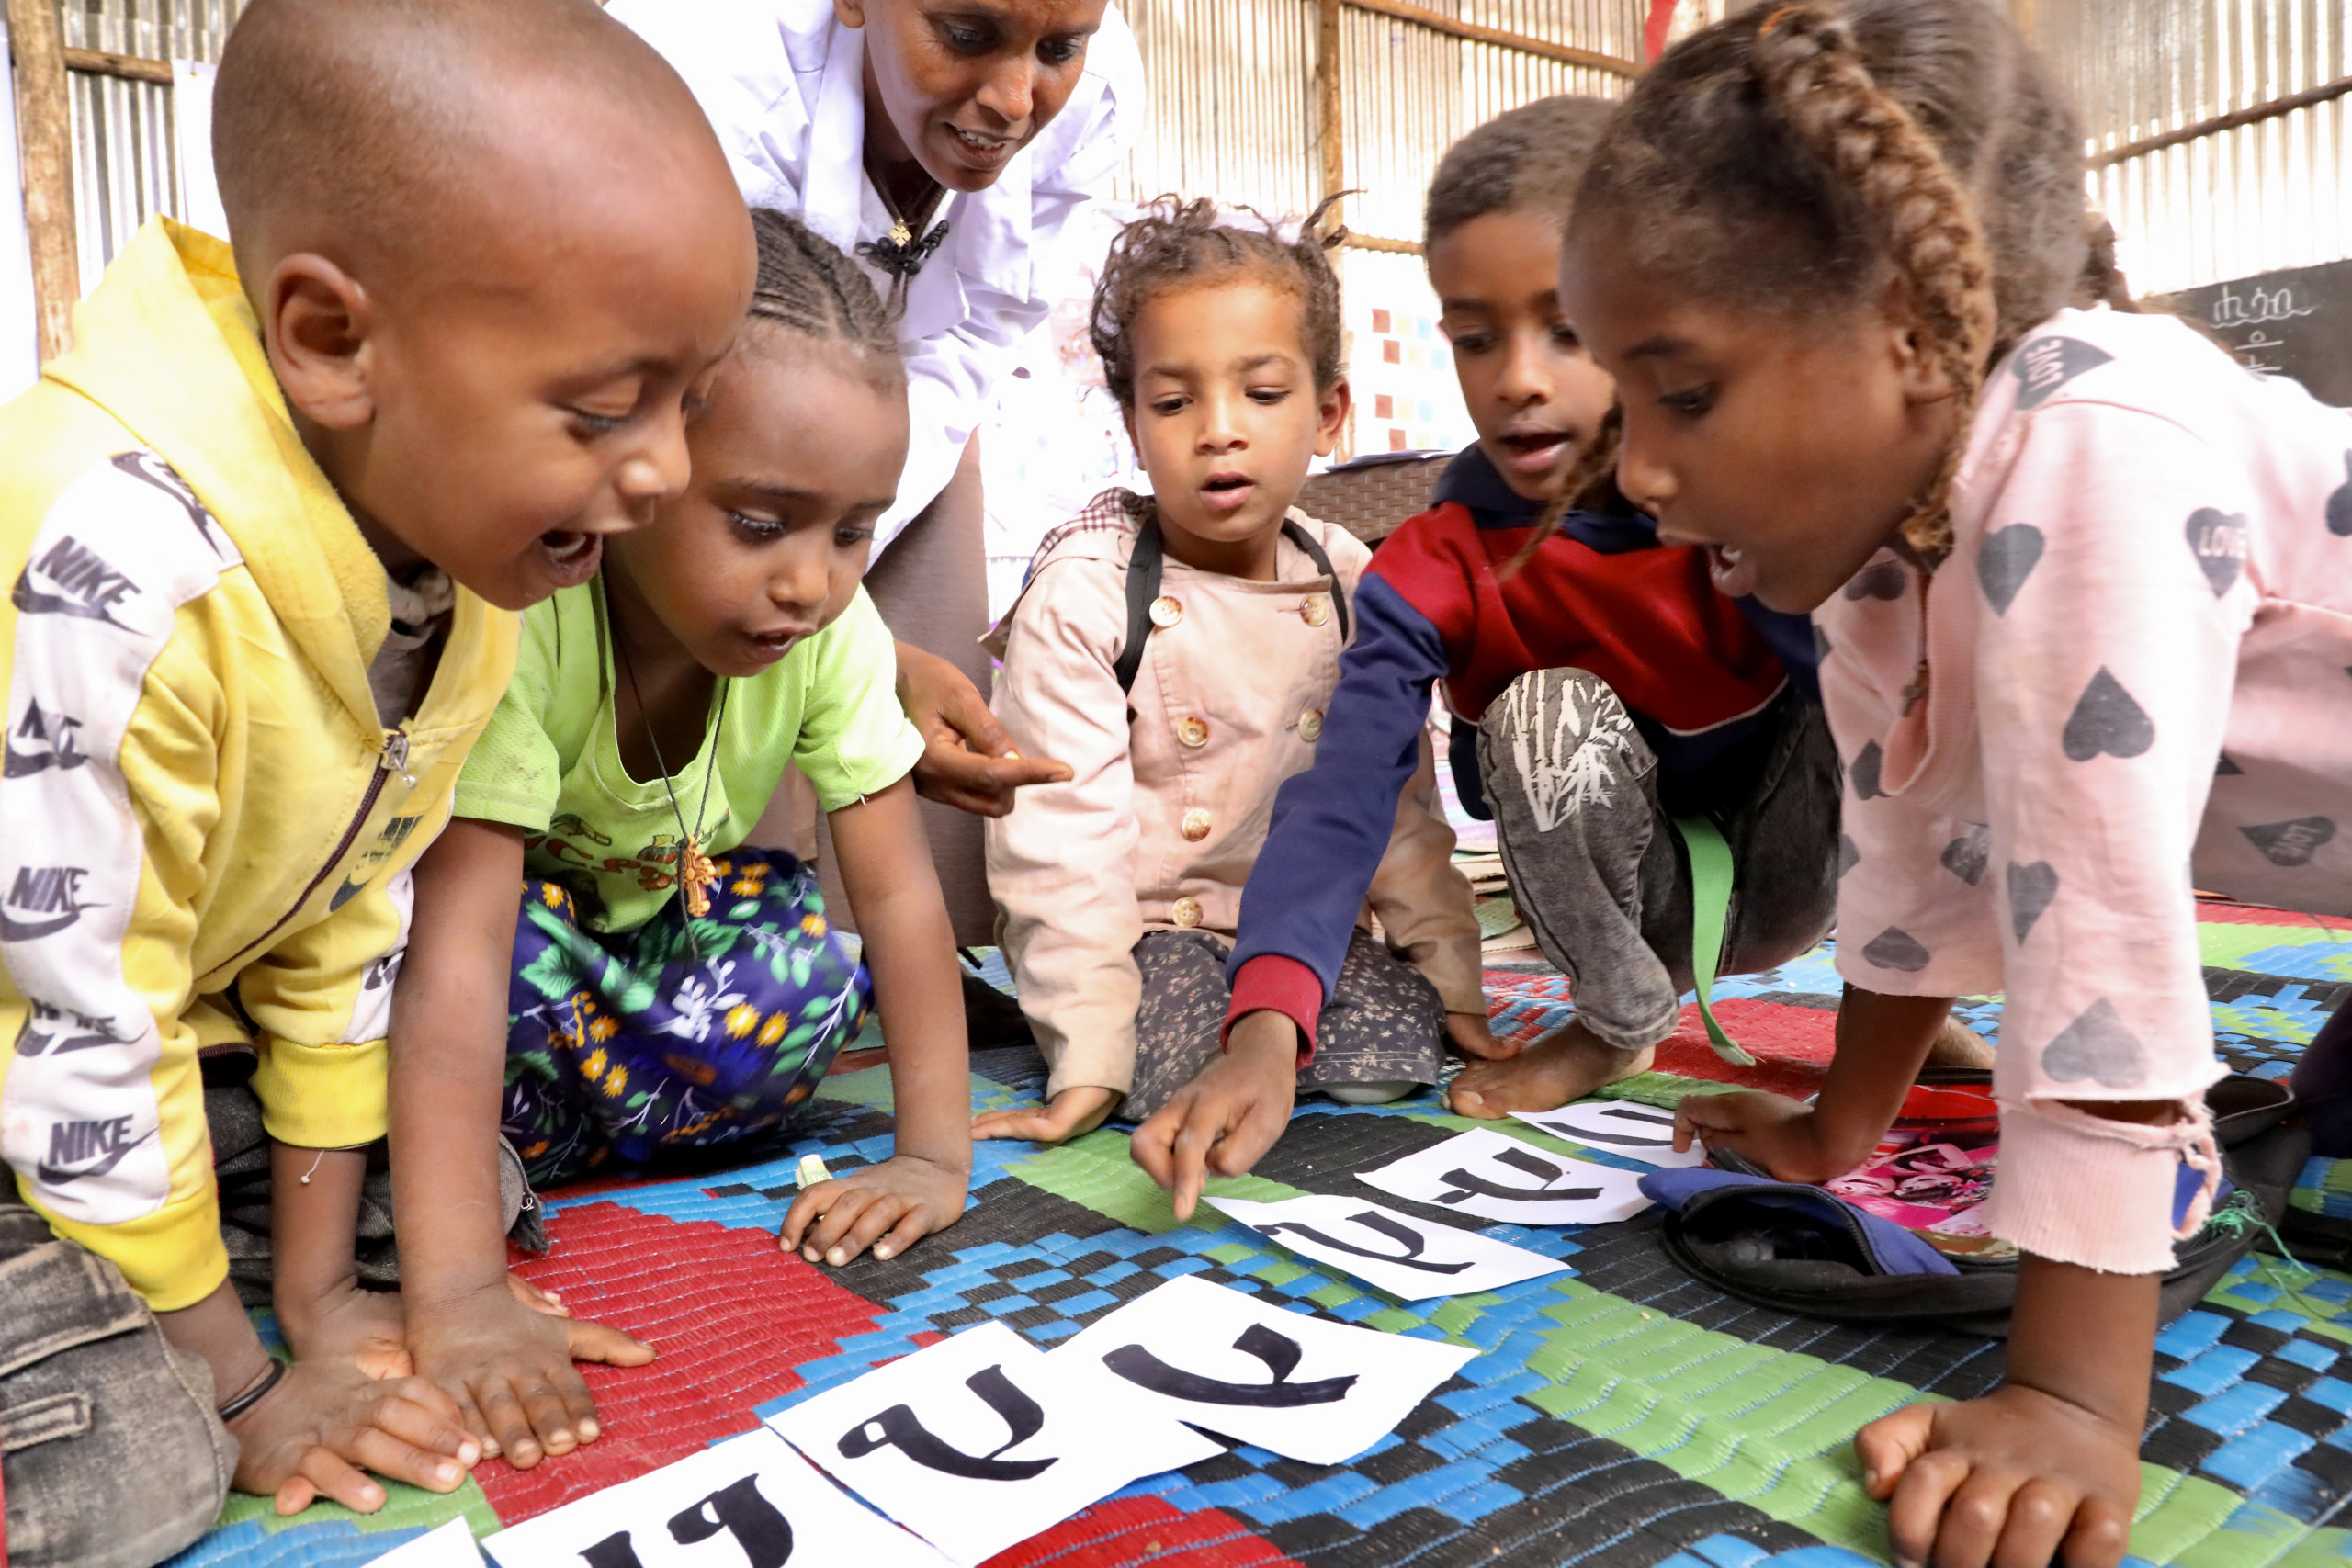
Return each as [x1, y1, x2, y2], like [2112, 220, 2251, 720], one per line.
[217, 1358, 288, 1423]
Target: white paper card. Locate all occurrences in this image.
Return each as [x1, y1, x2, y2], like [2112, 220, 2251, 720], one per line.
[481, 1428, 945, 1568]
[366, 1520, 484, 1568]
[1355, 1127, 1655, 1224]
[767, 1321, 1220, 1568]
[1205, 1193, 1571, 1301]
[1510, 1099, 1707, 1168]
[1049, 1274, 1476, 1464]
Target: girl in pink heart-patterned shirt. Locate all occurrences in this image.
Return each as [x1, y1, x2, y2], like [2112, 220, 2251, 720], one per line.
[1552, 2, 2352, 1565]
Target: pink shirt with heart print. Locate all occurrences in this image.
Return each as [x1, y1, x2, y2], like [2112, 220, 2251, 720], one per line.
[1815, 305, 2352, 1276]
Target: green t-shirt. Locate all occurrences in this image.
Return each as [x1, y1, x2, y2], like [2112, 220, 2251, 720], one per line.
[454, 581, 923, 932]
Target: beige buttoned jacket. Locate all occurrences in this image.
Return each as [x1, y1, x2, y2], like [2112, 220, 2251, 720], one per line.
[983, 490, 1483, 1100]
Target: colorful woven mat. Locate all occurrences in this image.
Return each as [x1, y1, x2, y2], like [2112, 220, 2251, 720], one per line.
[166, 912, 2352, 1568]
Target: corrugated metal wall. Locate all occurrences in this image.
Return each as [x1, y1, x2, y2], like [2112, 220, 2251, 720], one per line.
[2020, 0, 2349, 294]
[54, 0, 243, 292]
[1340, 3, 1637, 241]
[1116, 0, 1324, 215]
[1114, 0, 1642, 243]
[51, 0, 2346, 299]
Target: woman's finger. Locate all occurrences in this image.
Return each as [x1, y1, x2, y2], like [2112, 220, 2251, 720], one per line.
[935, 683, 1012, 752]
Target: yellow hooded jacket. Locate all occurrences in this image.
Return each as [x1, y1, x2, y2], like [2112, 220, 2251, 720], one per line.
[0, 219, 517, 1310]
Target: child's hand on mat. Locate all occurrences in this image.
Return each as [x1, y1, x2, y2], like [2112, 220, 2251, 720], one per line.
[407, 1279, 653, 1470]
[231, 1359, 478, 1516]
[896, 640, 1071, 817]
[1674, 1089, 1860, 1184]
[1445, 1010, 1517, 1061]
[1131, 1011, 1299, 1221]
[782, 1153, 967, 1265]
[974, 1085, 1121, 1144]
[1856, 1383, 2139, 1568]
[279, 1279, 414, 1382]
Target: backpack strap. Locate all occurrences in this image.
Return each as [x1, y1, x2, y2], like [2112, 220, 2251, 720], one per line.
[1113, 515, 1351, 696]
[1112, 514, 1166, 696]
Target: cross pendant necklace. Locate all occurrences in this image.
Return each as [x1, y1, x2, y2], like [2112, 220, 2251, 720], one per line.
[614, 626, 729, 923]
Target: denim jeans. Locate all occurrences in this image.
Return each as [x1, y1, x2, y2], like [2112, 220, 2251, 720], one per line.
[0, 1200, 232, 1568]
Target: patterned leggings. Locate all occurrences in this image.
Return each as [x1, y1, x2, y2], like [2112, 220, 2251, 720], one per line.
[501, 847, 866, 1187]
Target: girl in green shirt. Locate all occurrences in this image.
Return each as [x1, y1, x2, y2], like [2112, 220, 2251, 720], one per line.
[385, 210, 973, 1469]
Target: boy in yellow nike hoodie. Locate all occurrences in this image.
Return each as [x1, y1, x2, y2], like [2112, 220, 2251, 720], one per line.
[0, 0, 754, 1556]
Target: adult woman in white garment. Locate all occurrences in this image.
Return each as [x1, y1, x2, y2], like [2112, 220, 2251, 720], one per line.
[611, 0, 1139, 980]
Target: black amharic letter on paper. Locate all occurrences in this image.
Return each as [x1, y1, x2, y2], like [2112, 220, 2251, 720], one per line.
[1259, 1209, 1475, 1275]
[1438, 1144, 1600, 1205]
[575, 1472, 794, 1567]
[838, 1363, 1059, 1481]
[1104, 1321, 1357, 1407]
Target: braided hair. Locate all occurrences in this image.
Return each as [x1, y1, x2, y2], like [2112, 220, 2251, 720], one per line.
[1572, 0, 2085, 560]
[1090, 195, 1347, 411]
[744, 207, 901, 383]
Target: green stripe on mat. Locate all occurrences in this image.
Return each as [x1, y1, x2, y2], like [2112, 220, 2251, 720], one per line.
[210, 1475, 498, 1541]
[2267, 1523, 2352, 1568]
[1007, 1126, 1309, 1235]
[1007, 1128, 2267, 1567]
[1520, 1281, 2243, 1562]
[2198, 919, 2352, 969]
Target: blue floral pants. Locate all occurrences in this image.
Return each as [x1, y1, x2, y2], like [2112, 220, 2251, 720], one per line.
[501, 847, 867, 1187]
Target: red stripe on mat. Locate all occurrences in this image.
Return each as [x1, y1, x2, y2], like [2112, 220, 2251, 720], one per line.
[486, 1202, 887, 1520]
[1649, 998, 1838, 1097]
[983, 1495, 1305, 1568]
[2192, 898, 2352, 932]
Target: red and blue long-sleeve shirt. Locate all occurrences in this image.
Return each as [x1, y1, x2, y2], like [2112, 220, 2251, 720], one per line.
[1226, 444, 1819, 1045]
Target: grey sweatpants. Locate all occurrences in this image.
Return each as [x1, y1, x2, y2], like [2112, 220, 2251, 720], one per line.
[1477, 668, 1840, 1053]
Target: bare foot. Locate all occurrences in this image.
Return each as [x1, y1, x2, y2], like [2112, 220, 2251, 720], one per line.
[1448, 1017, 1655, 1119]
[1926, 1014, 1996, 1071]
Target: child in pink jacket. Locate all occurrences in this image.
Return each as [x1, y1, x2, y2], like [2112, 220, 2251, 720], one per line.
[1556, 2, 2352, 1564]
[976, 198, 1487, 1150]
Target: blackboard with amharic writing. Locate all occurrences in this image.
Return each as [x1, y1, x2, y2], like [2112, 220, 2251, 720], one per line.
[2154, 257, 2352, 406]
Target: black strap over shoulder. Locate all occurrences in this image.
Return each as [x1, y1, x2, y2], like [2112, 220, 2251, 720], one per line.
[1112, 513, 1167, 696]
[1112, 516, 1351, 695]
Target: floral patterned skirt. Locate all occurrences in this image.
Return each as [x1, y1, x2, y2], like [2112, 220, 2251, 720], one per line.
[501, 847, 867, 1187]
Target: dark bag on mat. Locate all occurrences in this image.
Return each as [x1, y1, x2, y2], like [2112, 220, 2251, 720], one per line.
[1655, 1072, 2302, 1337]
